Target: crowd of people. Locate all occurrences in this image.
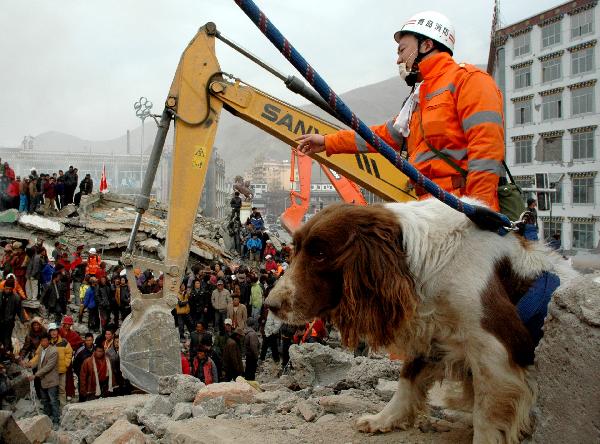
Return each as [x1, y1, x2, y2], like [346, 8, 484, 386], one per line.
[0, 234, 328, 429]
[0, 160, 94, 214]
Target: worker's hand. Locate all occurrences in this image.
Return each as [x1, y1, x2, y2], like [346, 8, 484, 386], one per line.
[296, 134, 325, 155]
[27, 374, 35, 381]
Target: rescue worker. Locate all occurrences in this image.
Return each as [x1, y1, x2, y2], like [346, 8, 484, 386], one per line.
[85, 248, 101, 277]
[297, 11, 504, 211]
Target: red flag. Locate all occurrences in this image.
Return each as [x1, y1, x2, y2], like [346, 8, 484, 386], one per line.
[100, 164, 108, 193]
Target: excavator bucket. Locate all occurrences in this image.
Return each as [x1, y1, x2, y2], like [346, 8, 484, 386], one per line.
[280, 193, 308, 233]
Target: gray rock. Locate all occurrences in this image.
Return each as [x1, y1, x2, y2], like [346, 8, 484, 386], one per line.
[171, 402, 192, 421]
[234, 404, 252, 417]
[254, 390, 287, 404]
[375, 378, 397, 401]
[345, 357, 402, 389]
[139, 395, 173, 418]
[318, 394, 379, 414]
[297, 400, 320, 422]
[166, 376, 205, 404]
[60, 395, 149, 442]
[532, 276, 600, 444]
[13, 398, 36, 419]
[16, 414, 52, 444]
[192, 396, 226, 418]
[138, 413, 171, 438]
[288, 343, 354, 388]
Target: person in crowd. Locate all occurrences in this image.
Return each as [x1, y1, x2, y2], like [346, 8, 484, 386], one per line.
[249, 275, 263, 321]
[192, 345, 218, 385]
[279, 323, 296, 370]
[40, 272, 67, 324]
[222, 326, 244, 382]
[34, 323, 72, 407]
[230, 191, 242, 220]
[176, 282, 194, 340]
[85, 248, 101, 277]
[55, 176, 65, 210]
[40, 256, 56, 291]
[246, 233, 262, 267]
[226, 295, 248, 330]
[302, 318, 328, 344]
[58, 316, 82, 402]
[189, 321, 207, 357]
[28, 332, 60, 427]
[9, 242, 28, 294]
[20, 317, 46, 361]
[79, 344, 116, 401]
[70, 245, 86, 298]
[260, 309, 282, 364]
[189, 278, 209, 327]
[115, 275, 131, 320]
[263, 240, 276, 259]
[526, 198, 538, 228]
[25, 245, 43, 300]
[211, 280, 231, 333]
[19, 177, 29, 213]
[243, 318, 260, 381]
[77, 276, 90, 324]
[0, 278, 25, 354]
[63, 166, 77, 205]
[43, 177, 57, 214]
[95, 275, 113, 329]
[83, 277, 99, 331]
[264, 255, 278, 274]
[28, 175, 39, 213]
[72, 333, 95, 399]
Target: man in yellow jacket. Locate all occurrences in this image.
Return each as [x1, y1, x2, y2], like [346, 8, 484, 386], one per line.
[28, 322, 72, 407]
[297, 11, 504, 211]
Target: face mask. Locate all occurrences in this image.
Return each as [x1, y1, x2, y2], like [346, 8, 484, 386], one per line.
[397, 48, 418, 86]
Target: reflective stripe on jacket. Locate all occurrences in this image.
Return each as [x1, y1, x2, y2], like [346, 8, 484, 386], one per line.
[324, 52, 504, 211]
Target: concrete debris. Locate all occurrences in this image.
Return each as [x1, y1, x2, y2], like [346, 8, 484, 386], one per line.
[345, 356, 403, 388]
[60, 394, 149, 442]
[57, 204, 78, 218]
[91, 419, 146, 444]
[18, 213, 65, 234]
[137, 413, 172, 438]
[158, 374, 206, 404]
[531, 275, 600, 444]
[171, 402, 193, 421]
[193, 379, 258, 407]
[0, 410, 30, 444]
[375, 378, 397, 401]
[16, 414, 53, 444]
[318, 394, 380, 414]
[138, 394, 173, 418]
[287, 343, 354, 388]
[192, 396, 227, 418]
[297, 400, 321, 422]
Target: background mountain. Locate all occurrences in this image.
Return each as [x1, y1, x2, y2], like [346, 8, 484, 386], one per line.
[29, 76, 412, 177]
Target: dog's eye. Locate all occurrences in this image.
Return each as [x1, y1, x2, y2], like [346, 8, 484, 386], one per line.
[314, 251, 326, 262]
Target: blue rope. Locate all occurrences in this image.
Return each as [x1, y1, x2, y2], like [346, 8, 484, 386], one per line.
[233, 0, 513, 235]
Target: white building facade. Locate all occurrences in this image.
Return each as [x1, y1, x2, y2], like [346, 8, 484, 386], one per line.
[492, 0, 600, 252]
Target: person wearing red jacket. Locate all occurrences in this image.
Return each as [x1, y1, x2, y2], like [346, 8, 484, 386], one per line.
[263, 241, 276, 259]
[296, 11, 504, 211]
[6, 177, 20, 209]
[264, 255, 278, 273]
[58, 316, 83, 400]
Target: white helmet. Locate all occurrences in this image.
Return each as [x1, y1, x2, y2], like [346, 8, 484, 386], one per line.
[394, 11, 455, 54]
[47, 323, 59, 331]
[89, 247, 97, 254]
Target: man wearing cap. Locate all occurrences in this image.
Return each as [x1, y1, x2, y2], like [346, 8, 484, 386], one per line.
[0, 277, 25, 353]
[264, 255, 278, 274]
[211, 280, 231, 332]
[20, 316, 46, 361]
[296, 11, 504, 211]
[59, 316, 83, 402]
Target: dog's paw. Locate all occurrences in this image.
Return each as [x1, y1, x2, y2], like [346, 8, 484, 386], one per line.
[356, 413, 406, 433]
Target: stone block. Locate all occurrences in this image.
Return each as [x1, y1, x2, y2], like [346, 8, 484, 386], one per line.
[16, 414, 52, 444]
[18, 214, 64, 235]
[92, 419, 146, 444]
[288, 343, 354, 388]
[138, 394, 173, 417]
[297, 400, 320, 422]
[157, 374, 204, 404]
[531, 276, 600, 444]
[193, 380, 257, 407]
[138, 413, 172, 438]
[192, 396, 226, 418]
[171, 402, 192, 421]
[318, 394, 378, 414]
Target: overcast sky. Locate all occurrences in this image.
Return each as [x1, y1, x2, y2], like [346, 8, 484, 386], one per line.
[0, 0, 564, 147]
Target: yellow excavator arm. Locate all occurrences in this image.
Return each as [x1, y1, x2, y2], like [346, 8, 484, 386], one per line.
[119, 22, 414, 393]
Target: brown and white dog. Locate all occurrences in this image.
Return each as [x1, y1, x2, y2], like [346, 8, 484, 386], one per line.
[265, 198, 573, 444]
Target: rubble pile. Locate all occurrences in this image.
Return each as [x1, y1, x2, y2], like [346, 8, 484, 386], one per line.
[0, 192, 234, 264]
[3, 344, 475, 443]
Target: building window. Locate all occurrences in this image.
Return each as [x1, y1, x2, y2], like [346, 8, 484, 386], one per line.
[541, 136, 563, 162]
[543, 220, 562, 242]
[572, 86, 595, 115]
[572, 176, 595, 204]
[542, 58, 561, 82]
[571, 47, 594, 75]
[514, 100, 532, 125]
[513, 33, 531, 57]
[550, 179, 563, 204]
[542, 93, 562, 120]
[514, 66, 532, 89]
[571, 9, 594, 39]
[514, 139, 532, 164]
[542, 22, 561, 48]
[572, 130, 595, 160]
[572, 221, 595, 249]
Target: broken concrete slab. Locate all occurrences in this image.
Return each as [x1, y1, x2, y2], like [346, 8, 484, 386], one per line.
[532, 275, 600, 444]
[171, 402, 193, 421]
[0, 410, 30, 444]
[193, 380, 258, 407]
[16, 414, 53, 444]
[92, 419, 146, 444]
[138, 394, 173, 417]
[57, 204, 78, 218]
[192, 396, 226, 419]
[18, 214, 64, 235]
[288, 343, 354, 389]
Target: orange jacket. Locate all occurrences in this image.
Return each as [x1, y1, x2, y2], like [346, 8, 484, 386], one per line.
[85, 255, 101, 276]
[324, 52, 504, 211]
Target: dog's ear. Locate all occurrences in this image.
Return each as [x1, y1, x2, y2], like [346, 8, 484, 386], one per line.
[330, 205, 417, 349]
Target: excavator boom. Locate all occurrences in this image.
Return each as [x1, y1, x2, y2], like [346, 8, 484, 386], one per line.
[121, 23, 414, 393]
